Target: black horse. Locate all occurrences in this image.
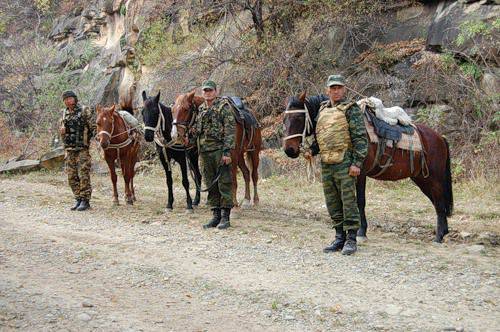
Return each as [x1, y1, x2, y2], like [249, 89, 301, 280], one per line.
[141, 91, 201, 211]
[283, 92, 453, 243]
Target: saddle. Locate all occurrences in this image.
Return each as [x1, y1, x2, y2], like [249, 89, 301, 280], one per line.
[223, 96, 260, 150]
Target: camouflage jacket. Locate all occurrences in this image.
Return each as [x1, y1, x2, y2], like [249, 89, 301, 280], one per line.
[312, 99, 368, 168]
[60, 104, 96, 150]
[191, 97, 236, 156]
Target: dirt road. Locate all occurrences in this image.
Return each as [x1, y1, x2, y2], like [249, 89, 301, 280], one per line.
[0, 170, 498, 331]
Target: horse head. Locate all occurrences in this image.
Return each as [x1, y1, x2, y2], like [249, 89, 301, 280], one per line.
[141, 90, 172, 143]
[171, 90, 196, 145]
[96, 104, 116, 149]
[283, 91, 308, 158]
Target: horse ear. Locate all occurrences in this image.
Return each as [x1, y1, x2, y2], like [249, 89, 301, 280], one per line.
[298, 91, 307, 103]
[142, 91, 147, 102]
[110, 105, 116, 112]
[155, 90, 161, 103]
[187, 90, 196, 103]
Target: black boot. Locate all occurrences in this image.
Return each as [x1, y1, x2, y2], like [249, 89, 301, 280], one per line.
[70, 199, 82, 211]
[76, 199, 91, 211]
[203, 208, 221, 229]
[217, 208, 231, 229]
[341, 229, 358, 255]
[323, 227, 346, 253]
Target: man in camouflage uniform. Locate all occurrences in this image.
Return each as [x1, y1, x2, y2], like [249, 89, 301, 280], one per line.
[190, 80, 236, 229]
[310, 75, 368, 255]
[58, 91, 96, 211]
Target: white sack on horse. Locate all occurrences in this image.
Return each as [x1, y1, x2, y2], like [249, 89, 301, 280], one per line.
[357, 97, 412, 126]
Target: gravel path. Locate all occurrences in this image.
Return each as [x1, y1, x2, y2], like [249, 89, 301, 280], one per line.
[0, 177, 498, 331]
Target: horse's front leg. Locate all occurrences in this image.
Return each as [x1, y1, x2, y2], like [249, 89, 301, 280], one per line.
[356, 174, 368, 239]
[230, 150, 239, 207]
[190, 152, 201, 206]
[105, 154, 119, 205]
[121, 156, 133, 205]
[180, 156, 193, 212]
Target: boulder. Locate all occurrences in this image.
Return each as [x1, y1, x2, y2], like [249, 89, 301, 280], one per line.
[0, 160, 40, 174]
[40, 147, 65, 170]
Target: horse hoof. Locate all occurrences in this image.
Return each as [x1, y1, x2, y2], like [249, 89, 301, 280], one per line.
[241, 199, 252, 209]
[357, 236, 368, 243]
[113, 201, 119, 206]
[165, 208, 173, 213]
[185, 209, 194, 214]
[126, 201, 134, 205]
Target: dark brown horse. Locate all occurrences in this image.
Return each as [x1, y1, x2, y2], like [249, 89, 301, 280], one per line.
[96, 104, 140, 205]
[283, 92, 453, 242]
[171, 91, 262, 207]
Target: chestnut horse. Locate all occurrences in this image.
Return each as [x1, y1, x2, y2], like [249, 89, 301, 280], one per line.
[96, 105, 140, 205]
[171, 91, 262, 207]
[283, 92, 453, 243]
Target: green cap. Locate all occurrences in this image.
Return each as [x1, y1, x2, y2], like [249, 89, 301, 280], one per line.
[326, 74, 346, 87]
[62, 90, 78, 100]
[201, 80, 217, 90]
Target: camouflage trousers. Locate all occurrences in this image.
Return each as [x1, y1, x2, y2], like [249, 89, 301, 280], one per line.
[200, 150, 233, 209]
[65, 149, 92, 200]
[321, 161, 360, 231]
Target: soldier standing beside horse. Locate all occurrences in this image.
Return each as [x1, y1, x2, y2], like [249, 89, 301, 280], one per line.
[188, 80, 236, 230]
[58, 91, 96, 211]
[307, 75, 368, 255]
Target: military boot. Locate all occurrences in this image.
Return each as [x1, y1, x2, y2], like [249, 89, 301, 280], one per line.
[217, 208, 231, 229]
[76, 199, 91, 211]
[341, 229, 358, 255]
[70, 199, 82, 211]
[323, 227, 346, 253]
[203, 208, 221, 229]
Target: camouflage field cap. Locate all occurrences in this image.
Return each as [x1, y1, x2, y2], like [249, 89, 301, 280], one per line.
[201, 80, 217, 90]
[326, 75, 346, 87]
[62, 90, 78, 100]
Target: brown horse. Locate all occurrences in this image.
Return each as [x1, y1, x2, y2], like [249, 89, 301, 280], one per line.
[96, 105, 140, 205]
[283, 92, 453, 243]
[171, 91, 262, 207]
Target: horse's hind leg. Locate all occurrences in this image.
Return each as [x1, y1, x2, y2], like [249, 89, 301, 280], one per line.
[105, 156, 119, 205]
[411, 175, 448, 243]
[238, 152, 252, 208]
[121, 157, 133, 205]
[249, 150, 260, 206]
[231, 150, 239, 208]
[356, 174, 367, 239]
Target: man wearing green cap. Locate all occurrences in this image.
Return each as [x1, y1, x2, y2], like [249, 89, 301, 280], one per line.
[59, 91, 96, 211]
[190, 80, 236, 229]
[310, 74, 368, 255]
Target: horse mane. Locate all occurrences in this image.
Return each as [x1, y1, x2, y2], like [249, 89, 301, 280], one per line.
[286, 94, 328, 120]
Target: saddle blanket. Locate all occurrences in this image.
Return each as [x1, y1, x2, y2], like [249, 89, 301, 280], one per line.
[363, 116, 423, 152]
[119, 110, 139, 130]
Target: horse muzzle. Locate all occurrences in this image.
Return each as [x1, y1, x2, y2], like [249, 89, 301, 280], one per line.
[284, 146, 300, 158]
[144, 129, 155, 142]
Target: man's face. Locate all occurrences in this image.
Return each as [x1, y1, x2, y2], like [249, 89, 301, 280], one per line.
[64, 97, 76, 109]
[202, 88, 217, 102]
[327, 85, 346, 103]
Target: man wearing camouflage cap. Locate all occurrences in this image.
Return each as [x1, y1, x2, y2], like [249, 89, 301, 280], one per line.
[310, 75, 368, 255]
[59, 91, 96, 211]
[189, 80, 236, 229]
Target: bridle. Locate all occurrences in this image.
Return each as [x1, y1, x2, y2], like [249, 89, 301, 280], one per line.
[98, 112, 133, 150]
[143, 102, 178, 149]
[172, 103, 197, 146]
[283, 102, 314, 151]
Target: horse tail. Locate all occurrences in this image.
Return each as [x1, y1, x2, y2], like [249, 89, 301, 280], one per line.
[443, 137, 453, 217]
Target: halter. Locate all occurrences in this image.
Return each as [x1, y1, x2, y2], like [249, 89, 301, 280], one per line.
[283, 103, 314, 151]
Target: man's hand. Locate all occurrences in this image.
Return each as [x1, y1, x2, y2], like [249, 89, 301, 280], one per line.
[349, 165, 361, 177]
[303, 149, 312, 161]
[221, 155, 232, 165]
[59, 126, 66, 136]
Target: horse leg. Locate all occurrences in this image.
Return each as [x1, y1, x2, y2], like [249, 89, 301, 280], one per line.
[238, 152, 252, 208]
[250, 150, 260, 205]
[121, 157, 133, 205]
[105, 155, 119, 205]
[231, 150, 239, 208]
[158, 149, 174, 210]
[356, 174, 368, 239]
[191, 153, 202, 206]
[180, 156, 194, 212]
[411, 175, 448, 243]
[130, 146, 138, 202]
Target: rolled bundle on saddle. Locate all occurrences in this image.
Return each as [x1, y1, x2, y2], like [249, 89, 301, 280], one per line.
[118, 110, 140, 133]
